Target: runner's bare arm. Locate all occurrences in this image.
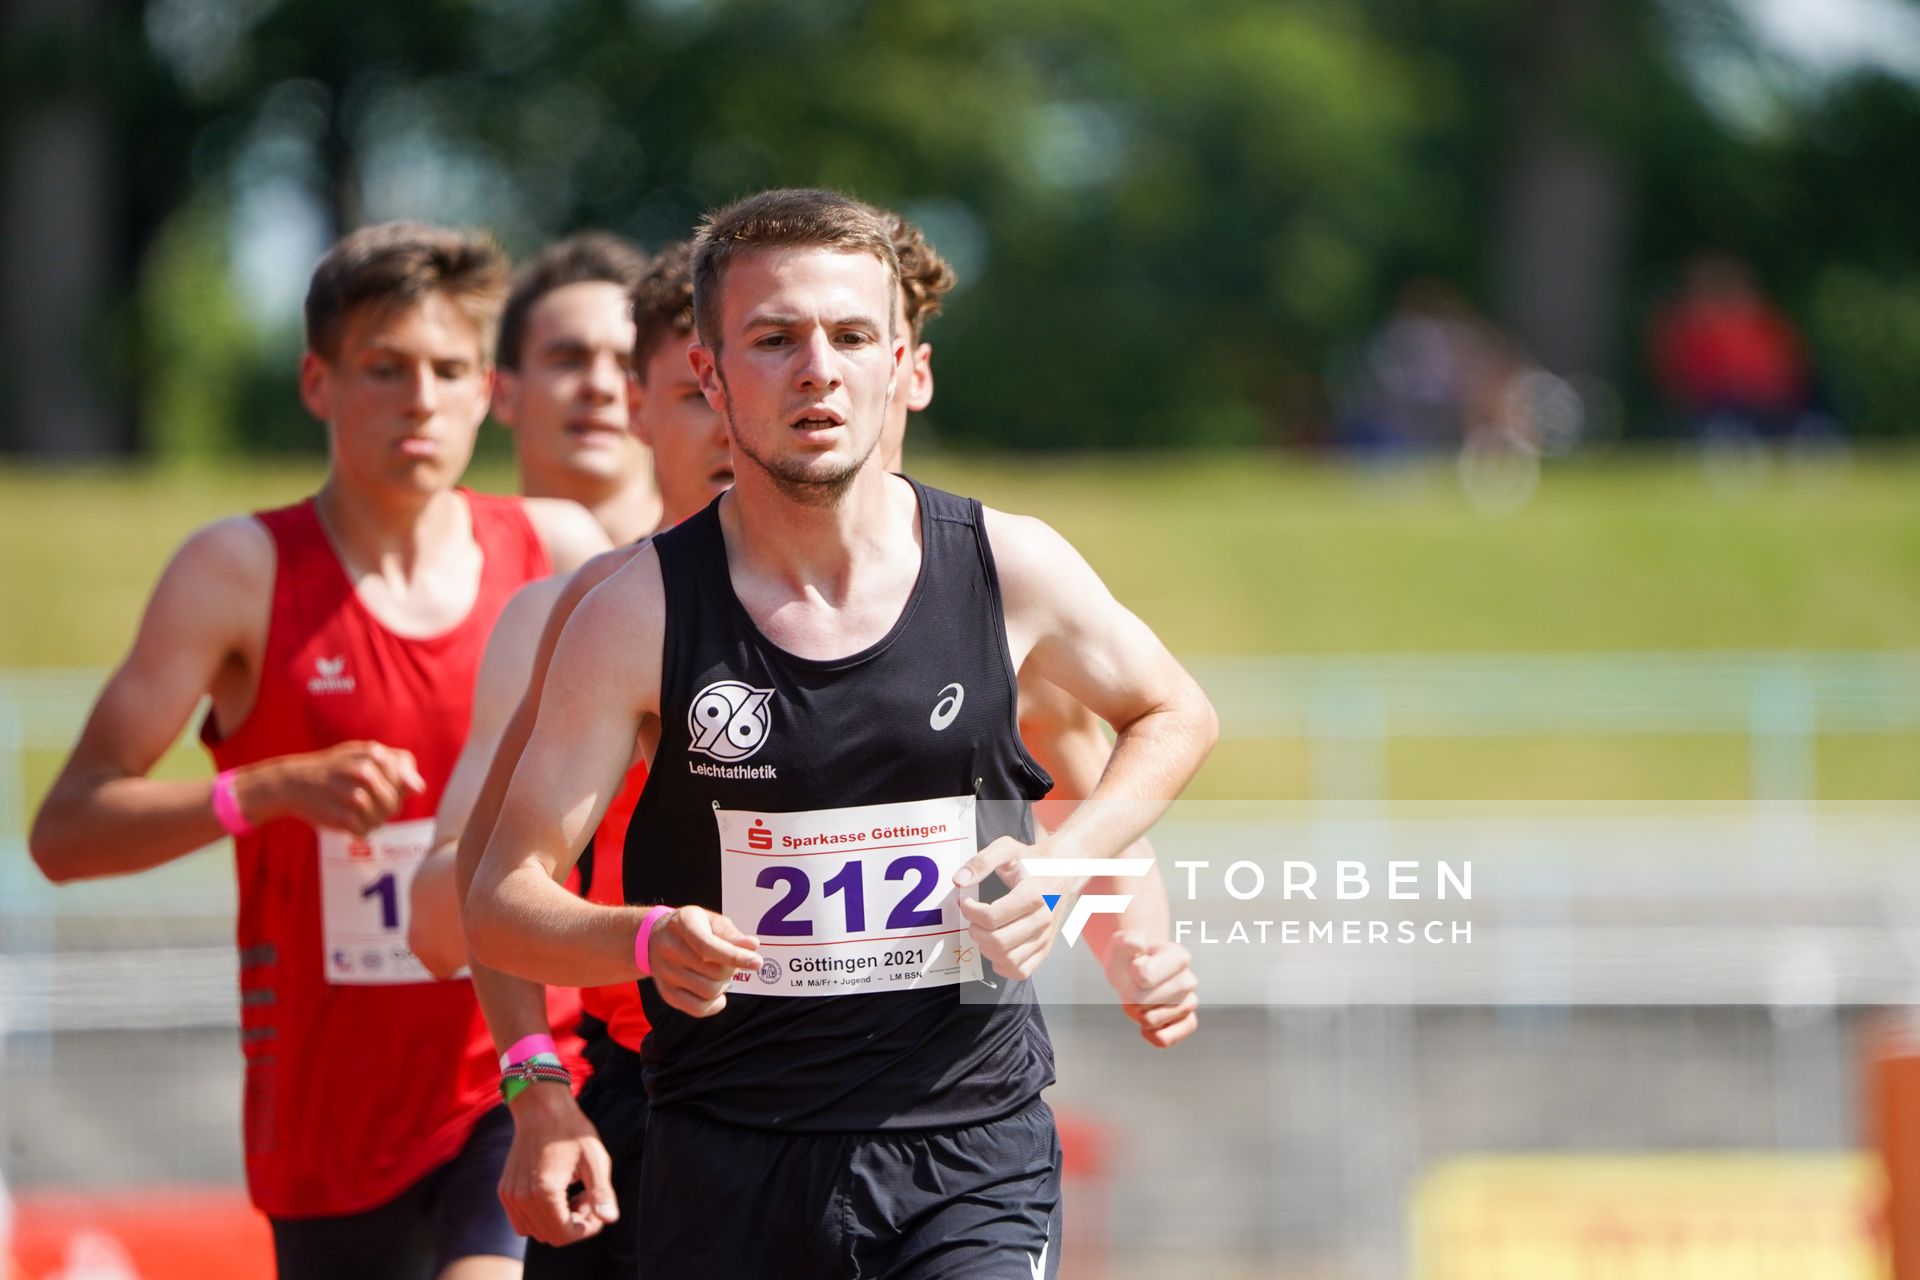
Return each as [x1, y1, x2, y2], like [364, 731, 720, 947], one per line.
[1019, 674, 1173, 946]
[468, 549, 762, 1009]
[951, 511, 1215, 979]
[466, 548, 666, 984]
[445, 553, 649, 1246]
[449, 546, 646, 1025]
[29, 521, 269, 880]
[970, 509, 1215, 882]
[1020, 670, 1196, 1047]
[522, 497, 614, 573]
[31, 520, 426, 881]
[409, 576, 566, 977]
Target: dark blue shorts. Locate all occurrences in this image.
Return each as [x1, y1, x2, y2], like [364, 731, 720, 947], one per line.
[523, 1044, 650, 1279]
[269, 1103, 522, 1280]
[637, 1097, 1061, 1279]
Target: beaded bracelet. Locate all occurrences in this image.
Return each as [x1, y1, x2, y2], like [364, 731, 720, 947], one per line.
[498, 1052, 571, 1104]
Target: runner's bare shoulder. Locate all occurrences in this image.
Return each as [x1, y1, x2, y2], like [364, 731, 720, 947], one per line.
[147, 515, 277, 641]
[978, 505, 1107, 617]
[520, 496, 614, 572]
[559, 537, 656, 615]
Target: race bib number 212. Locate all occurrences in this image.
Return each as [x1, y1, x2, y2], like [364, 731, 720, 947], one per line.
[716, 795, 985, 996]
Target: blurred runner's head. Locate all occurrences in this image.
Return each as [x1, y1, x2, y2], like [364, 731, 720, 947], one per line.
[300, 222, 509, 497]
[631, 242, 732, 525]
[688, 189, 905, 507]
[492, 232, 651, 499]
[877, 208, 955, 471]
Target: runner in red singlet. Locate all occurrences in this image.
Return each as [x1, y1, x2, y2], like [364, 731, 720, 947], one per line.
[410, 243, 731, 1264]
[29, 222, 609, 1280]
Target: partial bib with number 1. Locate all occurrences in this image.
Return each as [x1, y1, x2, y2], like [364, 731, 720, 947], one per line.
[717, 795, 986, 996]
[317, 818, 438, 985]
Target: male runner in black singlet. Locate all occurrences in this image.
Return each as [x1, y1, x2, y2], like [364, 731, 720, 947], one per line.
[465, 189, 1217, 1278]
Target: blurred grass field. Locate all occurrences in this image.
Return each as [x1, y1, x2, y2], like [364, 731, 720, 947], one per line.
[3, 448, 1917, 808]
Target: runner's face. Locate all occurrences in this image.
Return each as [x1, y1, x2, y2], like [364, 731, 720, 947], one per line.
[635, 333, 733, 524]
[879, 287, 935, 473]
[301, 293, 490, 497]
[494, 281, 641, 488]
[691, 247, 903, 503]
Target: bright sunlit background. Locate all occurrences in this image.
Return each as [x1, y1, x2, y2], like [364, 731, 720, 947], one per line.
[5, 1, 1920, 1277]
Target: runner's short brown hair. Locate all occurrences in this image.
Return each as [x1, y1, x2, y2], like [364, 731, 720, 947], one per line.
[304, 221, 511, 361]
[691, 189, 899, 351]
[630, 241, 695, 378]
[879, 210, 956, 343]
[496, 232, 650, 370]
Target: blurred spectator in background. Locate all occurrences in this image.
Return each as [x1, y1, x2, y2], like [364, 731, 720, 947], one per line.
[1333, 280, 1588, 511]
[1650, 254, 1831, 445]
[1337, 280, 1582, 458]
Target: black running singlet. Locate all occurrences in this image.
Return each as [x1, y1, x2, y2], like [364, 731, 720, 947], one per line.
[624, 478, 1056, 1130]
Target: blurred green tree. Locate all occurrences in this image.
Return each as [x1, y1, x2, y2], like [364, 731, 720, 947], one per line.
[6, 0, 1920, 456]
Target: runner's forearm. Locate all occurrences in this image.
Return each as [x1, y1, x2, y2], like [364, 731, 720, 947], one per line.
[471, 959, 563, 1056]
[407, 845, 467, 978]
[31, 773, 233, 881]
[466, 865, 647, 988]
[33, 758, 313, 882]
[1042, 690, 1216, 884]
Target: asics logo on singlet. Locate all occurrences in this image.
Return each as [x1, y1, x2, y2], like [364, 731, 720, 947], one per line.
[307, 654, 356, 695]
[688, 680, 773, 762]
[929, 683, 965, 731]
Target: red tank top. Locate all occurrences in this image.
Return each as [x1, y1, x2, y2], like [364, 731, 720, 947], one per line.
[579, 759, 652, 1051]
[204, 490, 573, 1218]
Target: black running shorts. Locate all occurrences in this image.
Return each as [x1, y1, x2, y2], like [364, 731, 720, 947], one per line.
[636, 1097, 1061, 1279]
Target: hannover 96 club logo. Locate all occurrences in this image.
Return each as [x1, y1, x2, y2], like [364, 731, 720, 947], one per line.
[688, 680, 774, 762]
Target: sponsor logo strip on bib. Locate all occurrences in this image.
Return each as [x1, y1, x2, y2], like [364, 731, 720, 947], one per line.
[716, 795, 985, 996]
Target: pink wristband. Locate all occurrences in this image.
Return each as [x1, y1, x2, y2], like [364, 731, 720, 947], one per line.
[211, 769, 254, 837]
[498, 1034, 558, 1072]
[634, 905, 674, 978]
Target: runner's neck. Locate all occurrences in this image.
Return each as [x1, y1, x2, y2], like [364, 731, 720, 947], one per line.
[312, 479, 471, 584]
[719, 463, 910, 602]
[520, 460, 661, 544]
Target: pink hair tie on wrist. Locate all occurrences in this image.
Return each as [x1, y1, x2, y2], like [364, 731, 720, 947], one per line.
[634, 905, 674, 978]
[211, 769, 254, 837]
[499, 1033, 558, 1072]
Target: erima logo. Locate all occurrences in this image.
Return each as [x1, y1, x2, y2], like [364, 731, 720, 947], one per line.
[929, 683, 964, 731]
[1021, 858, 1155, 946]
[307, 655, 355, 695]
[688, 680, 773, 762]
